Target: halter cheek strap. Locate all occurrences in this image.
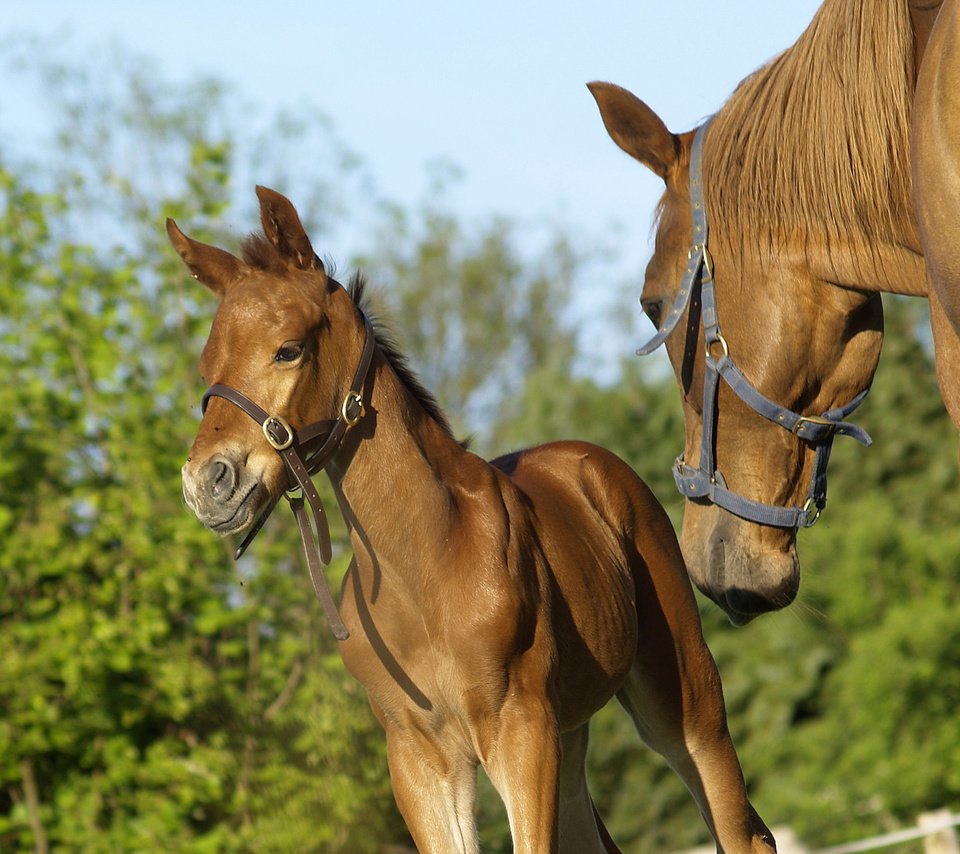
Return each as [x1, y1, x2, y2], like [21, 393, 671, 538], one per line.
[200, 311, 376, 640]
[638, 120, 872, 529]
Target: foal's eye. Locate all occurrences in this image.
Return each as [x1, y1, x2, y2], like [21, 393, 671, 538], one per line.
[641, 299, 664, 329]
[274, 343, 304, 363]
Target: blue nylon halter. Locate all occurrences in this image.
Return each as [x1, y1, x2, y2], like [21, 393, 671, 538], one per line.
[638, 119, 872, 528]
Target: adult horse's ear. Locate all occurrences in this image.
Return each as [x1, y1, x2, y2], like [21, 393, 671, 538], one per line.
[587, 81, 679, 182]
[255, 185, 322, 272]
[166, 218, 244, 297]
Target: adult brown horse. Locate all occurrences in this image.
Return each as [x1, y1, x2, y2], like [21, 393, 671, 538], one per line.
[170, 187, 776, 853]
[589, 0, 960, 625]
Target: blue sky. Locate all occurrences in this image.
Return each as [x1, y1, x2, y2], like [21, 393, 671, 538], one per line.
[3, 1, 823, 369]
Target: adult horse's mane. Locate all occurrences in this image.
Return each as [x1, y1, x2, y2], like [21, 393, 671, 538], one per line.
[240, 230, 456, 438]
[703, 0, 915, 256]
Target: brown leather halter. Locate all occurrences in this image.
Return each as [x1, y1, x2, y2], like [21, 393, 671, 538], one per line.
[201, 311, 377, 641]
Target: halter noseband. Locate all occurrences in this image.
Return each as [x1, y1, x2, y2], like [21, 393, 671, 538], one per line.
[200, 311, 377, 640]
[637, 120, 872, 529]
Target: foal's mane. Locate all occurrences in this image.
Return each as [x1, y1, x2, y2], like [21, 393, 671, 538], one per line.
[703, 0, 915, 255]
[347, 273, 456, 438]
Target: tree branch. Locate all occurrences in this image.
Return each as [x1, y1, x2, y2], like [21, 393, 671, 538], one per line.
[263, 659, 304, 722]
[19, 759, 49, 854]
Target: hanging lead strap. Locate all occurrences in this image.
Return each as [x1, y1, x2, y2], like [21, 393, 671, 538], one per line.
[290, 494, 348, 640]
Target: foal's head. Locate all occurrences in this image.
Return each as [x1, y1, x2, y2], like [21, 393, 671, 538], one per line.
[172, 187, 365, 535]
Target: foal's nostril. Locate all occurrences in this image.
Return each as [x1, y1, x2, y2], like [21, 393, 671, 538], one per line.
[211, 461, 228, 497]
[206, 456, 237, 501]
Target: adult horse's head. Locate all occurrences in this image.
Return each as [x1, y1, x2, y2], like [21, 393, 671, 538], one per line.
[589, 73, 896, 623]
[171, 186, 365, 538]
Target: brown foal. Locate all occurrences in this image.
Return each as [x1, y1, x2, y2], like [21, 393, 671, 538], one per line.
[172, 187, 776, 853]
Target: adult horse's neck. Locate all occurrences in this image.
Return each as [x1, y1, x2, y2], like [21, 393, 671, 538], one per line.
[704, 0, 926, 296]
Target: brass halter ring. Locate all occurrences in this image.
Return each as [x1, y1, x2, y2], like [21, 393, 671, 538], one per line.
[262, 414, 295, 450]
[341, 391, 364, 427]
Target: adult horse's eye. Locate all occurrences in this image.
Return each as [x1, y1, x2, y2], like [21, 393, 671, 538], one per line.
[641, 299, 663, 329]
[275, 342, 304, 363]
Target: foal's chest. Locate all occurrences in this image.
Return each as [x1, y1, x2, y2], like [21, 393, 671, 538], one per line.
[338, 559, 528, 735]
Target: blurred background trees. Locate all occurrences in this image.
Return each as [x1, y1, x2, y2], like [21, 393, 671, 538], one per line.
[2, 41, 959, 852]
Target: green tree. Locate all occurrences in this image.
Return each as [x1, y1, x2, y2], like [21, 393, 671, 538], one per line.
[0, 51, 403, 852]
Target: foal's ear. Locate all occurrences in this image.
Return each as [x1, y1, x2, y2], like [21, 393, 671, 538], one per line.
[166, 219, 244, 297]
[255, 185, 321, 272]
[587, 82, 679, 182]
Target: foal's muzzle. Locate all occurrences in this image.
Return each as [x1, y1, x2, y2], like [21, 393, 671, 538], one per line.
[182, 451, 264, 535]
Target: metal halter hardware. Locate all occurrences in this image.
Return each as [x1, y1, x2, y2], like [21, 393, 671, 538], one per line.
[200, 310, 377, 640]
[636, 120, 872, 529]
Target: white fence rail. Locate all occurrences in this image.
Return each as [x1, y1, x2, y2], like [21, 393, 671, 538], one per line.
[815, 810, 960, 854]
[678, 809, 960, 854]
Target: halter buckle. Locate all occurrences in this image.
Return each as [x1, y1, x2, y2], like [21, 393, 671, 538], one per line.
[701, 245, 714, 281]
[689, 243, 714, 281]
[262, 415, 295, 450]
[793, 414, 836, 438]
[341, 390, 364, 427]
[801, 497, 822, 527]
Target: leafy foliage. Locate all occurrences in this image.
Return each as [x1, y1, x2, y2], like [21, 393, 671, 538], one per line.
[0, 55, 401, 852]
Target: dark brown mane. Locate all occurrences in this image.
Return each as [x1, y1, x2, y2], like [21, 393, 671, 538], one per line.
[703, 0, 915, 257]
[347, 273, 457, 440]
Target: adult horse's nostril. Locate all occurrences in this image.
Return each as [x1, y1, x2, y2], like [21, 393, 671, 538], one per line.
[206, 455, 237, 502]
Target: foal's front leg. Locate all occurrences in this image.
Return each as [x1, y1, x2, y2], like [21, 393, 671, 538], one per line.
[383, 724, 480, 854]
[483, 693, 563, 854]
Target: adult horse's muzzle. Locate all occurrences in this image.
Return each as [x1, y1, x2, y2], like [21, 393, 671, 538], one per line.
[682, 502, 800, 625]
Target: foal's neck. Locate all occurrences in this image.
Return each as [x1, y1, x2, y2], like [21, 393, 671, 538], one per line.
[328, 351, 466, 574]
